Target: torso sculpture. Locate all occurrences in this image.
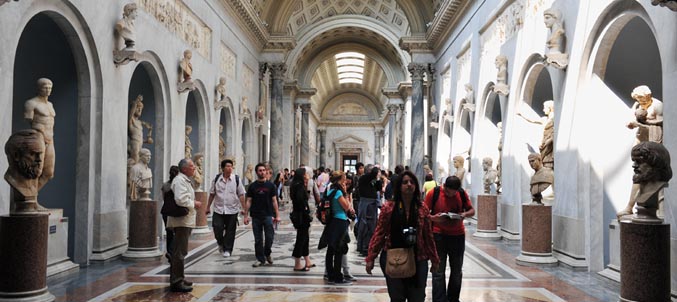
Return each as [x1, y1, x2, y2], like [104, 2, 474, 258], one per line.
[192, 153, 204, 191]
[114, 3, 137, 49]
[528, 153, 553, 204]
[129, 148, 153, 201]
[185, 125, 193, 159]
[24, 78, 56, 189]
[482, 157, 498, 194]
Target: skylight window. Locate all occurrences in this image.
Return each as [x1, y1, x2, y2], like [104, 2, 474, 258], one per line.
[335, 52, 364, 85]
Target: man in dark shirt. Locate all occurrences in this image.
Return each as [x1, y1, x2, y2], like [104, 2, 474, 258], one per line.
[244, 163, 280, 267]
[356, 165, 382, 256]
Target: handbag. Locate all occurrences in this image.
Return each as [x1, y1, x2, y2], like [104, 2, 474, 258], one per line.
[160, 188, 189, 217]
[385, 247, 416, 278]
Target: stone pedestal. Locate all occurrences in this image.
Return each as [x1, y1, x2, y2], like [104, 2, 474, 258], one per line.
[473, 194, 501, 240]
[619, 221, 670, 302]
[598, 219, 621, 282]
[46, 209, 79, 277]
[0, 214, 55, 302]
[516, 204, 558, 266]
[123, 200, 162, 260]
[192, 192, 210, 235]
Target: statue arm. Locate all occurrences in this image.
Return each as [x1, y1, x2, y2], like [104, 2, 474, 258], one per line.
[516, 112, 542, 125]
[24, 101, 35, 122]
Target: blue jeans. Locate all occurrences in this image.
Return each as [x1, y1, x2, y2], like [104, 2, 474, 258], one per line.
[252, 216, 274, 263]
[432, 234, 465, 302]
[356, 197, 379, 252]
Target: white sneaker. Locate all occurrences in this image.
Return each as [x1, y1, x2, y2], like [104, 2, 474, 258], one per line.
[223, 251, 231, 258]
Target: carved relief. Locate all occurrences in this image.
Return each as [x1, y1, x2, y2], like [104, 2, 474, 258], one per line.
[135, 0, 212, 58]
[220, 42, 236, 79]
[334, 103, 368, 116]
[243, 65, 254, 90]
[480, 1, 524, 61]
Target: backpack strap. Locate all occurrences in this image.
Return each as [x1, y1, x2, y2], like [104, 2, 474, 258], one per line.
[431, 186, 441, 214]
[213, 173, 222, 186]
[235, 175, 240, 188]
[458, 187, 468, 210]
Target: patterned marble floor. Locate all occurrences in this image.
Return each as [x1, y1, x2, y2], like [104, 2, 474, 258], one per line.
[48, 209, 622, 302]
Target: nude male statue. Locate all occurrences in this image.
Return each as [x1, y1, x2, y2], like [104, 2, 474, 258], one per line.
[24, 78, 55, 189]
[128, 95, 153, 164]
[4, 129, 47, 213]
[518, 100, 554, 169]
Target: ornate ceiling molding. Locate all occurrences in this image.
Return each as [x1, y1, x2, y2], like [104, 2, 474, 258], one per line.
[426, 0, 471, 50]
[399, 34, 432, 53]
[221, 0, 269, 48]
[265, 35, 297, 52]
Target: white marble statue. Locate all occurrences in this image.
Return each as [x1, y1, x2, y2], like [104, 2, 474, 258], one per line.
[482, 157, 498, 194]
[185, 125, 193, 159]
[178, 50, 195, 92]
[494, 55, 509, 95]
[240, 97, 251, 118]
[543, 8, 569, 69]
[453, 155, 465, 181]
[517, 100, 554, 169]
[216, 77, 226, 102]
[4, 129, 48, 213]
[192, 153, 204, 191]
[115, 3, 137, 50]
[24, 78, 56, 190]
[127, 95, 153, 165]
[129, 148, 153, 201]
[496, 122, 503, 193]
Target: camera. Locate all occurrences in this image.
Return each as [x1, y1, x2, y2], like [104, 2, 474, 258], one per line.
[402, 227, 417, 246]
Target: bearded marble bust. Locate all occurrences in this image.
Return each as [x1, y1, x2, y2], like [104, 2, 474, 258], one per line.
[626, 141, 672, 223]
[4, 129, 47, 213]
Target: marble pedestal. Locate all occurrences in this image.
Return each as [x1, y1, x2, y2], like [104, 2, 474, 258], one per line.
[598, 220, 621, 282]
[123, 200, 162, 260]
[0, 214, 55, 302]
[192, 192, 210, 235]
[619, 221, 670, 302]
[46, 209, 79, 277]
[473, 194, 501, 240]
[516, 204, 558, 266]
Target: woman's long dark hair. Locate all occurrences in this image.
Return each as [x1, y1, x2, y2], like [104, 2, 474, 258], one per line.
[290, 168, 307, 199]
[391, 171, 421, 229]
[168, 165, 179, 182]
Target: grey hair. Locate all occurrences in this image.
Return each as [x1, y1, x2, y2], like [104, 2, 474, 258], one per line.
[178, 158, 191, 171]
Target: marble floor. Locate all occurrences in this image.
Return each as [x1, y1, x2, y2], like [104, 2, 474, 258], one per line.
[48, 209, 622, 302]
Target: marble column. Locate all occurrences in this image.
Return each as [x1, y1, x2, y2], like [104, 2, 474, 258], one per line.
[408, 63, 427, 184]
[374, 129, 381, 164]
[268, 63, 286, 172]
[398, 104, 406, 165]
[318, 129, 326, 168]
[387, 105, 398, 167]
[299, 103, 311, 166]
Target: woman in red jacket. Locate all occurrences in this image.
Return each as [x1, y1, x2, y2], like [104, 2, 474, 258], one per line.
[365, 171, 440, 301]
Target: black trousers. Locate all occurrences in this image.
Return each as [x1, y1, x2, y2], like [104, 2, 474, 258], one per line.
[379, 250, 429, 302]
[292, 226, 310, 257]
[212, 212, 238, 253]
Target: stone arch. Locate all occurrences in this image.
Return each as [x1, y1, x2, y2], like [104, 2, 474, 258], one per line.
[574, 0, 663, 271]
[240, 117, 255, 176]
[474, 82, 502, 169]
[9, 4, 103, 264]
[513, 55, 553, 156]
[184, 80, 211, 190]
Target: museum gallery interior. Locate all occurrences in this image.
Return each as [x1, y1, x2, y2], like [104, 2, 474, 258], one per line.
[1, 0, 676, 301]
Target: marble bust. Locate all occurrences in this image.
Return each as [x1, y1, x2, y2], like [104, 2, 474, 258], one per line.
[528, 153, 553, 204]
[482, 157, 498, 194]
[4, 129, 48, 214]
[651, 0, 677, 11]
[192, 153, 204, 191]
[115, 3, 137, 50]
[494, 55, 509, 95]
[453, 155, 466, 181]
[24, 78, 56, 189]
[184, 125, 193, 159]
[178, 50, 196, 92]
[543, 8, 569, 68]
[623, 141, 672, 223]
[244, 164, 254, 184]
[129, 148, 153, 201]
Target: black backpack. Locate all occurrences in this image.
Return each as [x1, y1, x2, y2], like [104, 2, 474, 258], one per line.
[160, 184, 189, 217]
[213, 173, 239, 188]
[430, 186, 468, 214]
[316, 189, 338, 225]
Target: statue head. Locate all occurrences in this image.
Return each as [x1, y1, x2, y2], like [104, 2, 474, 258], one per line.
[495, 55, 507, 68]
[185, 125, 192, 135]
[631, 141, 672, 184]
[482, 157, 493, 171]
[37, 78, 53, 97]
[631, 85, 653, 109]
[5, 129, 46, 180]
[543, 8, 561, 28]
[453, 155, 464, 168]
[218, 77, 226, 86]
[465, 83, 473, 93]
[543, 100, 554, 115]
[219, 124, 224, 133]
[123, 3, 137, 19]
[528, 153, 543, 171]
[138, 148, 151, 164]
[192, 153, 204, 167]
[131, 95, 144, 116]
[183, 49, 192, 60]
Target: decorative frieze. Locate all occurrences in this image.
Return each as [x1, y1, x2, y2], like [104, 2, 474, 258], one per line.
[243, 65, 254, 90]
[480, 1, 524, 61]
[135, 0, 212, 58]
[220, 43, 236, 79]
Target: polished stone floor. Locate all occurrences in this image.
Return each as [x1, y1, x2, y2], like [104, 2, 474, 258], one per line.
[48, 207, 622, 302]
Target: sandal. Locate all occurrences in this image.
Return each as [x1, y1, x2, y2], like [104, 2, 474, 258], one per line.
[293, 267, 310, 271]
[305, 263, 316, 269]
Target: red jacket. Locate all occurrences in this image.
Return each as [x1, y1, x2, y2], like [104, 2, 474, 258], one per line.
[366, 201, 439, 266]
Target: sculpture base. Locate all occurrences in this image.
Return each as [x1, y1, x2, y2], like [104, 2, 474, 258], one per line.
[474, 194, 500, 240]
[125, 200, 162, 260]
[516, 204, 557, 266]
[619, 221, 670, 302]
[494, 83, 509, 96]
[194, 192, 208, 230]
[113, 49, 140, 66]
[545, 53, 569, 69]
[177, 80, 196, 93]
[0, 214, 54, 302]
